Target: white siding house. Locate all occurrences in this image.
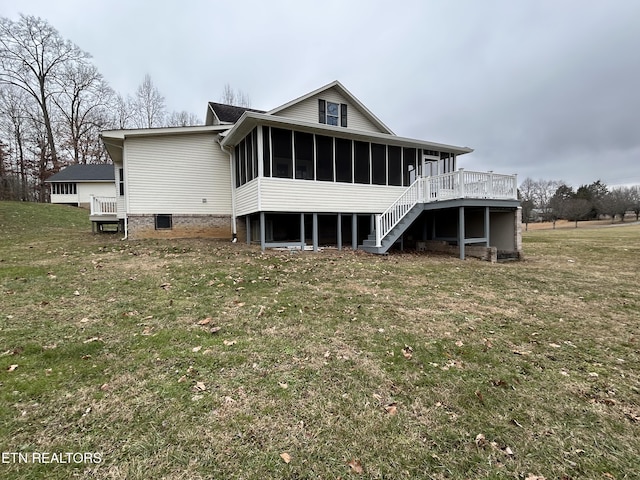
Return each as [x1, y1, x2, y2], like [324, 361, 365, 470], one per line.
[101, 81, 522, 260]
[46, 164, 116, 208]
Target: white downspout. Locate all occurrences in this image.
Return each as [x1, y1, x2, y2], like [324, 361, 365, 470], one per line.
[122, 214, 128, 240]
[218, 138, 237, 241]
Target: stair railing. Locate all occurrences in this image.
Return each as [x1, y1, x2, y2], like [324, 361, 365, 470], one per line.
[375, 177, 423, 247]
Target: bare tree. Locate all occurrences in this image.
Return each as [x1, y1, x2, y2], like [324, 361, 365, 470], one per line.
[532, 179, 562, 226]
[220, 82, 251, 107]
[0, 85, 32, 200]
[518, 177, 536, 230]
[630, 186, 640, 221]
[53, 63, 114, 164]
[564, 198, 592, 227]
[0, 15, 91, 172]
[166, 110, 201, 127]
[132, 74, 166, 128]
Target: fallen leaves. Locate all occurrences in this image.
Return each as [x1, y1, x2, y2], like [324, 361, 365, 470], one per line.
[279, 452, 291, 464]
[401, 345, 413, 359]
[384, 403, 398, 416]
[347, 458, 363, 474]
[193, 381, 207, 392]
[475, 433, 514, 457]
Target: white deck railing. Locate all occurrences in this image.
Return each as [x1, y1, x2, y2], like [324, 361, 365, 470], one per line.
[375, 170, 517, 247]
[90, 195, 117, 216]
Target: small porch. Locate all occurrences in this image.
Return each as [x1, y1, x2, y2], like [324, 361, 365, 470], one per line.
[89, 195, 122, 233]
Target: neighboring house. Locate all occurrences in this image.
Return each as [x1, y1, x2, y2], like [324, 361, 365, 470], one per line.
[46, 164, 119, 233]
[100, 81, 521, 260]
[46, 164, 116, 208]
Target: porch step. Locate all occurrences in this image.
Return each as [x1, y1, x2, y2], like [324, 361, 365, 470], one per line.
[359, 204, 423, 254]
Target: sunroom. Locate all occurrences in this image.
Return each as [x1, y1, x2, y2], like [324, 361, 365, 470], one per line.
[220, 111, 519, 257]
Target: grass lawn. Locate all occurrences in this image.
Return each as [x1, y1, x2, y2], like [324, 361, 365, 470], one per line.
[1, 201, 639, 479]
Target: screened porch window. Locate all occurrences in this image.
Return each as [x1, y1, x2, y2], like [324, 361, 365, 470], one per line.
[335, 137, 352, 183]
[272, 127, 293, 178]
[315, 135, 334, 181]
[294, 131, 314, 180]
[354, 141, 370, 184]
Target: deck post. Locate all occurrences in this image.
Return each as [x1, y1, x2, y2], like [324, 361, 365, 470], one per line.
[312, 213, 318, 252]
[337, 213, 342, 251]
[485, 207, 491, 247]
[459, 206, 465, 260]
[375, 214, 382, 247]
[300, 213, 305, 250]
[246, 216, 251, 245]
[352, 214, 358, 250]
[260, 212, 266, 251]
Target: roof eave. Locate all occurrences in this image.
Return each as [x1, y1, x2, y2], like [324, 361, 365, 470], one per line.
[221, 112, 472, 155]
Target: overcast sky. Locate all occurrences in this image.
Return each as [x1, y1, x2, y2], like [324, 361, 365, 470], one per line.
[2, 0, 639, 188]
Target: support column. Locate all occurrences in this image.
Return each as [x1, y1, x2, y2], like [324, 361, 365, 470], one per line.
[370, 214, 375, 233]
[312, 213, 318, 252]
[300, 213, 305, 250]
[337, 213, 342, 251]
[459, 206, 465, 260]
[485, 207, 491, 247]
[352, 214, 358, 250]
[260, 212, 266, 252]
[246, 216, 251, 245]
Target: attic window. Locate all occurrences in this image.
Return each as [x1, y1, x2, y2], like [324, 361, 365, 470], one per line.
[319, 99, 347, 127]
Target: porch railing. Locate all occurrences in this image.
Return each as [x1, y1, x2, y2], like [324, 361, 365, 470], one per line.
[375, 169, 517, 247]
[90, 195, 117, 216]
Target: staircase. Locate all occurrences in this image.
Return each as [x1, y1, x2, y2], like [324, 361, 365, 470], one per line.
[359, 170, 518, 254]
[360, 203, 423, 254]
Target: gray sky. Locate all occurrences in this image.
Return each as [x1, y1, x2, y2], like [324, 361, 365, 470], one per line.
[2, 0, 640, 188]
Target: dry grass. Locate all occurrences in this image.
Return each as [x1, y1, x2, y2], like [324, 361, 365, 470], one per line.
[1, 202, 639, 479]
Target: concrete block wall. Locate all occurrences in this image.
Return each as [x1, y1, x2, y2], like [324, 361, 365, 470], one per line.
[127, 214, 232, 240]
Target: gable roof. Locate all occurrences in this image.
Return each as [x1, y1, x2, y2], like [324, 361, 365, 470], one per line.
[45, 164, 114, 183]
[206, 102, 266, 125]
[267, 80, 395, 135]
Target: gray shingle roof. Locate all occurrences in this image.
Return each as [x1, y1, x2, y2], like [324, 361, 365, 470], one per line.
[208, 102, 266, 123]
[46, 164, 115, 183]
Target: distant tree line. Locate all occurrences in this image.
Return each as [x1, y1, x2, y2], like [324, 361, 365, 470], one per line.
[519, 178, 640, 229]
[0, 14, 232, 202]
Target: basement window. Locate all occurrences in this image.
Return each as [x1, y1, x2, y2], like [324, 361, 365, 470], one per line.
[155, 214, 173, 230]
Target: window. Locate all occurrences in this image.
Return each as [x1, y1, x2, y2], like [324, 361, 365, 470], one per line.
[371, 143, 387, 185]
[326, 102, 339, 125]
[262, 126, 271, 177]
[388, 146, 402, 186]
[335, 138, 352, 183]
[319, 99, 347, 127]
[315, 135, 334, 181]
[155, 214, 172, 230]
[53, 182, 77, 195]
[294, 131, 314, 180]
[272, 128, 293, 178]
[354, 141, 370, 184]
[403, 147, 417, 185]
[119, 168, 124, 196]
